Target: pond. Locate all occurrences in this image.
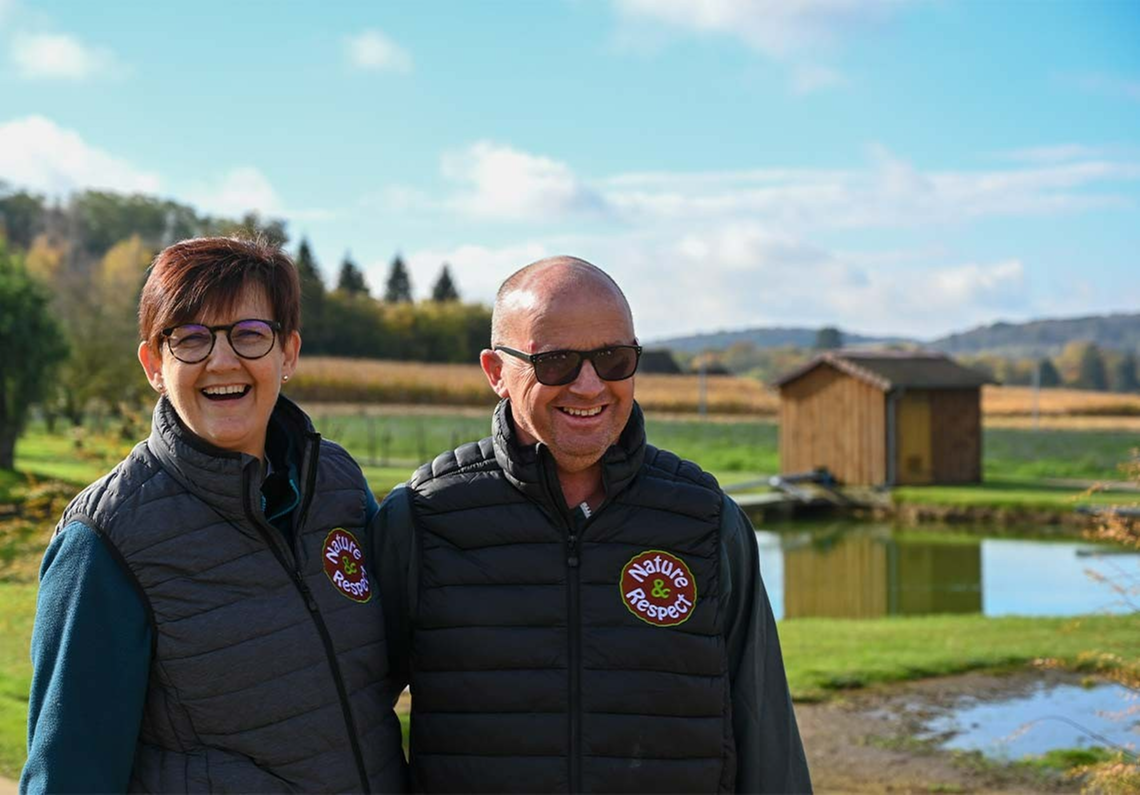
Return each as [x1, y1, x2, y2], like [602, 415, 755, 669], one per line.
[921, 680, 1139, 760]
[755, 522, 1140, 620]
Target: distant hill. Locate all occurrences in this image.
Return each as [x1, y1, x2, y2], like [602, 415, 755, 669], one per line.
[927, 313, 1140, 358]
[650, 313, 1140, 359]
[650, 327, 910, 354]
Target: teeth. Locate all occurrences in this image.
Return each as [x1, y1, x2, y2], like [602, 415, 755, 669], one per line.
[562, 406, 603, 417]
[202, 385, 247, 396]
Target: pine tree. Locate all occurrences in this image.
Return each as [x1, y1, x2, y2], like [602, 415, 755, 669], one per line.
[1076, 343, 1108, 391]
[1037, 358, 1061, 388]
[384, 255, 413, 303]
[336, 253, 369, 295]
[1113, 351, 1139, 393]
[431, 264, 460, 302]
[294, 238, 327, 348]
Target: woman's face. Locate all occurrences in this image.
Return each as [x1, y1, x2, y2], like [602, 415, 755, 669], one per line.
[138, 287, 300, 459]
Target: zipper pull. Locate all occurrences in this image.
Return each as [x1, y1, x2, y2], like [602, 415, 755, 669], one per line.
[567, 534, 579, 568]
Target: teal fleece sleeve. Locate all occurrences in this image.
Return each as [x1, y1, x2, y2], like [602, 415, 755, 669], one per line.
[21, 521, 152, 795]
[721, 497, 813, 794]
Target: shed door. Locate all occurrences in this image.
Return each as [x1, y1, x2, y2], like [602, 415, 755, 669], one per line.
[896, 392, 933, 484]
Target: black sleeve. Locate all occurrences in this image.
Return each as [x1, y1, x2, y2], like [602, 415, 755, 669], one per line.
[722, 496, 813, 794]
[372, 485, 416, 692]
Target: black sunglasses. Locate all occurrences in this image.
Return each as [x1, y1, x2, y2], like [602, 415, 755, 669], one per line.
[161, 318, 282, 364]
[495, 345, 643, 386]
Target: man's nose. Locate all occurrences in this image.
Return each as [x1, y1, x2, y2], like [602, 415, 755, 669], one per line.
[567, 359, 605, 395]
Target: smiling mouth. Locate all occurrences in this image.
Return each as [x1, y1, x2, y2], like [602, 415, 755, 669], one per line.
[559, 406, 605, 418]
[201, 385, 251, 402]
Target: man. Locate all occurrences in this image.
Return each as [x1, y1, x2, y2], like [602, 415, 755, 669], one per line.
[377, 256, 811, 793]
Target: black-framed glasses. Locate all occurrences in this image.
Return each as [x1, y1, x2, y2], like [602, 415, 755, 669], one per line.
[495, 344, 643, 386]
[161, 318, 282, 364]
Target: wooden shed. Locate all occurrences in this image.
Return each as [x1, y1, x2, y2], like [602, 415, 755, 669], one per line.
[773, 351, 990, 486]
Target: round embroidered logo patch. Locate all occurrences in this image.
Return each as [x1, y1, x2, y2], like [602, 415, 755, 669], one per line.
[619, 549, 697, 627]
[322, 528, 372, 603]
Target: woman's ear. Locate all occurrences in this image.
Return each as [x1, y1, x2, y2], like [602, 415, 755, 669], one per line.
[138, 341, 165, 393]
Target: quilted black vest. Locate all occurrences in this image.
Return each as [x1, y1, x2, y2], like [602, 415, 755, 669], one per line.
[59, 396, 406, 793]
[406, 401, 733, 793]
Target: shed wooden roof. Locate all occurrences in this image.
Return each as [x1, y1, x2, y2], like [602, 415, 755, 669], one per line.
[773, 350, 992, 392]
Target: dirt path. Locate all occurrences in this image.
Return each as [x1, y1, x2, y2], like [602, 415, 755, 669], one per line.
[0, 775, 15, 794]
[798, 670, 1095, 793]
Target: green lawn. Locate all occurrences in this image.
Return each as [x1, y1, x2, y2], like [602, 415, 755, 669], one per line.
[780, 612, 1140, 701]
[893, 478, 1138, 511]
[0, 583, 36, 780]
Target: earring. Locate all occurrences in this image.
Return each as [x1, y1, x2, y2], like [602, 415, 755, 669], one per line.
[282, 374, 290, 382]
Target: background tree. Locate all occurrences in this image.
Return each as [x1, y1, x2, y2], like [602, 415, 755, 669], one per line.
[0, 242, 68, 468]
[1076, 343, 1109, 391]
[384, 255, 413, 303]
[1112, 350, 1139, 393]
[431, 263, 460, 302]
[336, 254, 369, 295]
[1037, 357, 1061, 388]
[813, 326, 843, 350]
[295, 238, 329, 351]
[0, 185, 46, 251]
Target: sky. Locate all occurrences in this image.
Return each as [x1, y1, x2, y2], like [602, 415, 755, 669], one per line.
[1, 0, 1138, 342]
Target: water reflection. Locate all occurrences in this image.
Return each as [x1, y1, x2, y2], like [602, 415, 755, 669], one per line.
[756, 523, 1139, 620]
[922, 681, 1139, 759]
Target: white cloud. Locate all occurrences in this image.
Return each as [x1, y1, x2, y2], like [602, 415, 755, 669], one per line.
[931, 260, 1025, 308]
[441, 141, 608, 222]
[0, 115, 160, 194]
[613, 0, 907, 58]
[10, 31, 121, 80]
[607, 222, 1031, 339]
[428, 140, 1139, 233]
[790, 64, 847, 94]
[187, 167, 284, 218]
[345, 29, 412, 73]
[604, 145, 1140, 231]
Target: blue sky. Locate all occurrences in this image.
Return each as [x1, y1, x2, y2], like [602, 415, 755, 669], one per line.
[1, 0, 1137, 341]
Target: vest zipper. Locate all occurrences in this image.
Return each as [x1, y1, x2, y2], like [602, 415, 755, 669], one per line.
[242, 449, 372, 794]
[539, 451, 582, 793]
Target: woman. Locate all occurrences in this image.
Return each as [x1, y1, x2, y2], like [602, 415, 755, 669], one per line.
[22, 237, 407, 793]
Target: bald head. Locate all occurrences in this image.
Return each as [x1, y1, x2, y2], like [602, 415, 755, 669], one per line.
[491, 256, 633, 347]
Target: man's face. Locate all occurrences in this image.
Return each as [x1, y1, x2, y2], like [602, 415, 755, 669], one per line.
[484, 290, 637, 473]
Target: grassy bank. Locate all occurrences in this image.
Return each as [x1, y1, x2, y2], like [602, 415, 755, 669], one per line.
[780, 612, 1140, 701]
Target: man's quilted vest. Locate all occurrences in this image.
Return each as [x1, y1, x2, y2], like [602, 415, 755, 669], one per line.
[58, 396, 406, 793]
[406, 401, 734, 793]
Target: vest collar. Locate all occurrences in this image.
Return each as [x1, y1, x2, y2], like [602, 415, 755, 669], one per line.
[147, 394, 316, 523]
[491, 399, 647, 513]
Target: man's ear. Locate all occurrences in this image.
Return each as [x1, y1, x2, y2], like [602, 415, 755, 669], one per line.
[138, 341, 165, 393]
[480, 349, 510, 399]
